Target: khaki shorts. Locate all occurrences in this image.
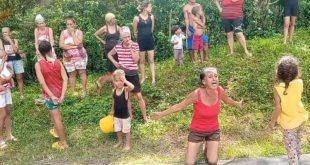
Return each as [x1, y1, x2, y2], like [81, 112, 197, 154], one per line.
[114, 117, 131, 133]
[64, 58, 87, 73]
[188, 129, 220, 143]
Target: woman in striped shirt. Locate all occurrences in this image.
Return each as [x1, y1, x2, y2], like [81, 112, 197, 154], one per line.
[108, 26, 149, 123]
[214, 0, 251, 57]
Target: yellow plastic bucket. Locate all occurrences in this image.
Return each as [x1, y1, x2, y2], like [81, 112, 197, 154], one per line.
[99, 115, 114, 133]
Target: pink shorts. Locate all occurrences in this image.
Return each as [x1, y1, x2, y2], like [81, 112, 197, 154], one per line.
[192, 35, 203, 50]
[63, 57, 88, 73]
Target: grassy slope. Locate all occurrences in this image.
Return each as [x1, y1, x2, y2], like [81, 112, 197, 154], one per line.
[1, 29, 310, 164]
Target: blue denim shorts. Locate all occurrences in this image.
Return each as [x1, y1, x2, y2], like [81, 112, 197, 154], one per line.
[45, 99, 59, 110]
[8, 60, 24, 74]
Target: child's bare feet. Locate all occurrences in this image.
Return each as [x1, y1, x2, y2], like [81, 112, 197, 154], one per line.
[81, 92, 87, 98]
[123, 145, 131, 151]
[144, 117, 151, 123]
[228, 52, 234, 56]
[113, 142, 122, 148]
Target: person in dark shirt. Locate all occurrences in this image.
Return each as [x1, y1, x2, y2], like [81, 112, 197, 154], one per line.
[133, 0, 156, 85]
[94, 13, 121, 95]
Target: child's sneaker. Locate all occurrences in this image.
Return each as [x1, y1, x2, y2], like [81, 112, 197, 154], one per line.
[49, 128, 59, 138]
[52, 141, 68, 150]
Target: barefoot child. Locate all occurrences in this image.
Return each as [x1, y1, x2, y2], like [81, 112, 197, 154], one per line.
[151, 67, 243, 165]
[35, 41, 68, 149]
[110, 69, 134, 151]
[171, 25, 186, 66]
[191, 5, 205, 63]
[270, 56, 308, 165]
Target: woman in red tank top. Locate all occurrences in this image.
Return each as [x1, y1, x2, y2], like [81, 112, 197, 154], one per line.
[35, 41, 68, 150]
[151, 67, 243, 165]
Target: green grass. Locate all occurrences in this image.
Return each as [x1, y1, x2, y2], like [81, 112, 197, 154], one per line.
[1, 29, 310, 164]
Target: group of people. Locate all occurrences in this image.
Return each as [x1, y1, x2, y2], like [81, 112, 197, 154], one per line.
[0, 0, 306, 165]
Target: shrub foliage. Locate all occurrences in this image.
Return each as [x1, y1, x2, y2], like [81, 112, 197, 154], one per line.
[0, 0, 309, 79]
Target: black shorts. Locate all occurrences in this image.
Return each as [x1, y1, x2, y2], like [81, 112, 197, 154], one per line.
[137, 36, 155, 52]
[222, 19, 244, 33]
[104, 48, 118, 73]
[125, 74, 141, 93]
[188, 129, 220, 143]
[284, 0, 299, 17]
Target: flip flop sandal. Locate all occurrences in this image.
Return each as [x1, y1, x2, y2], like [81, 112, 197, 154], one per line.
[49, 128, 59, 138]
[52, 141, 68, 150]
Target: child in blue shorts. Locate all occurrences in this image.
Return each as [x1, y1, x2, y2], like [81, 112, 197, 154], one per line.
[35, 41, 68, 149]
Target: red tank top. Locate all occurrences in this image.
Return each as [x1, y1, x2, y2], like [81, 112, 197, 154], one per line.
[38, 59, 63, 98]
[190, 87, 222, 132]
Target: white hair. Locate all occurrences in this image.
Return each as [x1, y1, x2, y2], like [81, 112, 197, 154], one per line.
[35, 14, 45, 23]
[120, 26, 131, 37]
[202, 67, 218, 74]
[2, 27, 10, 33]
